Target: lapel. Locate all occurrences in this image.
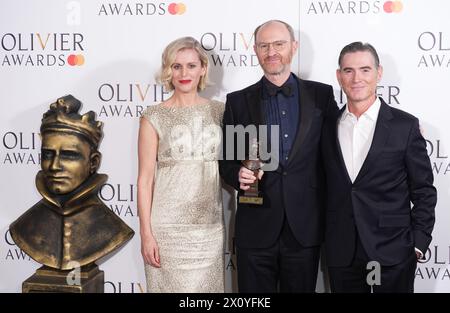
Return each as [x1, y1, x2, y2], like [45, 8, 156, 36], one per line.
[245, 79, 265, 127]
[287, 76, 315, 165]
[334, 106, 353, 185]
[243, 80, 268, 164]
[353, 98, 393, 184]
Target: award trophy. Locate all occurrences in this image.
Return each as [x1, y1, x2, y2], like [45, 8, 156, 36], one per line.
[9, 95, 135, 293]
[238, 139, 264, 205]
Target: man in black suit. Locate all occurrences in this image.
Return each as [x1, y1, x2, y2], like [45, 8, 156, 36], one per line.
[322, 42, 436, 292]
[219, 20, 338, 292]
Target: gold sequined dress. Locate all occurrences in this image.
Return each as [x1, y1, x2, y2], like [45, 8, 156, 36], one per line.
[141, 100, 225, 293]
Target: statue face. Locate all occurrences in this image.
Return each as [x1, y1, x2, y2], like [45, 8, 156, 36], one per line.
[41, 132, 94, 194]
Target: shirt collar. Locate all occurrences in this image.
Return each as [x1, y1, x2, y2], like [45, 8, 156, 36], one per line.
[262, 73, 295, 99]
[341, 97, 381, 122]
[364, 97, 381, 121]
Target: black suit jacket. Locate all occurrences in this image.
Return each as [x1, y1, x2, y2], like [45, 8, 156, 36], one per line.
[322, 98, 436, 267]
[219, 74, 338, 249]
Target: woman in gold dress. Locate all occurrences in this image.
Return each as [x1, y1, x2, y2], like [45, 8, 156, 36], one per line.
[137, 37, 225, 292]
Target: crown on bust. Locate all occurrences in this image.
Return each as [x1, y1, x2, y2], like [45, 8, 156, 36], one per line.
[40, 95, 103, 148]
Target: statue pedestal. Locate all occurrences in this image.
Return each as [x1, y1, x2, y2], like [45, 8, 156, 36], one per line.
[22, 263, 104, 293]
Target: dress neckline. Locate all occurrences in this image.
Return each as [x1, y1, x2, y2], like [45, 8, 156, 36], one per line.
[159, 100, 211, 110]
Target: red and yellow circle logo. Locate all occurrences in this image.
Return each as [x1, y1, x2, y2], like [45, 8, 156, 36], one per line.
[383, 1, 403, 13]
[67, 54, 85, 66]
[168, 3, 186, 15]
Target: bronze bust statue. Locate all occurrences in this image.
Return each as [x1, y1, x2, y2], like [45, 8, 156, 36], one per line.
[9, 95, 134, 272]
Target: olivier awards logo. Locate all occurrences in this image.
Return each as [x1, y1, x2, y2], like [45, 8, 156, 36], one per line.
[4, 229, 33, 262]
[1, 131, 41, 165]
[98, 2, 186, 16]
[0, 32, 86, 67]
[416, 245, 450, 281]
[99, 182, 138, 219]
[104, 281, 146, 293]
[417, 31, 450, 68]
[306, 0, 403, 14]
[96, 82, 170, 118]
[425, 137, 449, 176]
[200, 32, 259, 68]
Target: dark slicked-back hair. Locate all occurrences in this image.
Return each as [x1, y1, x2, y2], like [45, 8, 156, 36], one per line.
[338, 41, 380, 69]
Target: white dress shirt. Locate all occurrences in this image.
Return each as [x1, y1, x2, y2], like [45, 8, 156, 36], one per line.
[337, 97, 423, 258]
[338, 97, 381, 183]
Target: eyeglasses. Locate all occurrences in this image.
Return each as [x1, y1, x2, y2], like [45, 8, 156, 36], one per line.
[255, 40, 289, 53]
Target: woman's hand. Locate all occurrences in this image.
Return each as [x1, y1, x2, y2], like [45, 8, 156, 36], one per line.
[141, 234, 161, 268]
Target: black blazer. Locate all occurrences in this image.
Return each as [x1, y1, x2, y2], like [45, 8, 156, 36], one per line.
[321, 98, 436, 267]
[219, 74, 338, 249]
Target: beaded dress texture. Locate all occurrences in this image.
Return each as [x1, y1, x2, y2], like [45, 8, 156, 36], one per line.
[141, 100, 225, 292]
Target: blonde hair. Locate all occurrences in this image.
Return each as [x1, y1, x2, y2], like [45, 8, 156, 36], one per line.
[156, 36, 209, 92]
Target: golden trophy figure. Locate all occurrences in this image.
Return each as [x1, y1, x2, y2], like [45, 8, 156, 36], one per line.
[238, 139, 264, 205]
[9, 95, 134, 293]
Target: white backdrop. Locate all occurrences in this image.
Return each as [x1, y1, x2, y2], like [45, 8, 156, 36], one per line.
[0, 0, 448, 293]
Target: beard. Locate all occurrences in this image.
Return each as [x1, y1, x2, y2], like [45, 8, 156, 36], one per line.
[259, 53, 293, 76]
[263, 64, 286, 75]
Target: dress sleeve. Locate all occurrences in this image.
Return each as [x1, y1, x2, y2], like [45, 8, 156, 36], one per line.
[210, 100, 225, 126]
[141, 105, 160, 135]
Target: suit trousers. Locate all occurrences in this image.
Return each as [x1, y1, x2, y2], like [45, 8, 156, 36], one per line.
[328, 232, 417, 293]
[236, 217, 321, 292]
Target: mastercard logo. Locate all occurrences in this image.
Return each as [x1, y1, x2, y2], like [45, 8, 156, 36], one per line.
[67, 54, 84, 66]
[168, 3, 186, 15]
[383, 1, 403, 13]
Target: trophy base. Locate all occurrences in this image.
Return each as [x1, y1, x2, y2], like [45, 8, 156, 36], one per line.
[22, 263, 104, 293]
[238, 195, 263, 205]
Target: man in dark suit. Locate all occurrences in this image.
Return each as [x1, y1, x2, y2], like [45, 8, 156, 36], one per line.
[219, 20, 338, 292]
[322, 42, 436, 292]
